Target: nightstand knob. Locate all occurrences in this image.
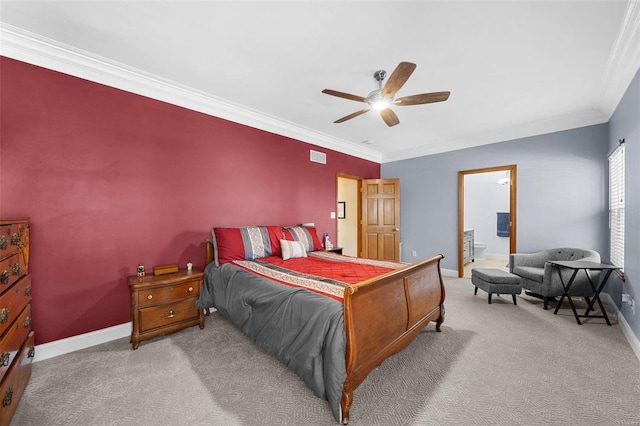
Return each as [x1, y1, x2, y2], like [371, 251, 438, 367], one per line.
[147, 295, 153, 300]
[188, 287, 193, 292]
[164, 310, 178, 319]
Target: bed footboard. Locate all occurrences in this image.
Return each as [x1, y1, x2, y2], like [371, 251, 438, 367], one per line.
[340, 254, 445, 424]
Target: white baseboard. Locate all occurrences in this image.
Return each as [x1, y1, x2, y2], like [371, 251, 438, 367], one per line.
[33, 322, 131, 363]
[441, 268, 459, 277]
[601, 293, 640, 363]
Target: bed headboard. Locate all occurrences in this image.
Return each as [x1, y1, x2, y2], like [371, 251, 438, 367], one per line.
[205, 239, 214, 266]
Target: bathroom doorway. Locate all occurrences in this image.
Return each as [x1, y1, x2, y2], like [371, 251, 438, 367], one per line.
[458, 165, 517, 278]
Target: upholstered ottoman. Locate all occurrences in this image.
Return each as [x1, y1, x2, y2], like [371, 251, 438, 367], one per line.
[471, 268, 522, 305]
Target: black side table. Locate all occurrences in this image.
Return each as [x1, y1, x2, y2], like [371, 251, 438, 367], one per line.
[548, 260, 620, 325]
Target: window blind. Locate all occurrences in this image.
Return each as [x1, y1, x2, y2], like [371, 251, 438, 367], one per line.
[609, 144, 625, 270]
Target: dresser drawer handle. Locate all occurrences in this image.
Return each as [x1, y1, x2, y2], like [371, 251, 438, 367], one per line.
[10, 233, 20, 246]
[3, 387, 13, 407]
[25, 285, 32, 296]
[0, 352, 9, 367]
[12, 263, 20, 275]
[188, 287, 193, 292]
[24, 316, 31, 328]
[164, 310, 179, 319]
[0, 270, 8, 285]
[28, 346, 35, 359]
[0, 308, 8, 323]
[0, 235, 6, 250]
[147, 295, 153, 300]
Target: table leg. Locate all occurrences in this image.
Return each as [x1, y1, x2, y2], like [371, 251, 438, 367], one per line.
[584, 269, 613, 326]
[553, 266, 581, 325]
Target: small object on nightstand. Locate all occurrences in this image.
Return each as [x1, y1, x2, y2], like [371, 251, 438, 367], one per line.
[187, 262, 193, 271]
[327, 247, 343, 255]
[137, 264, 145, 277]
[153, 264, 179, 276]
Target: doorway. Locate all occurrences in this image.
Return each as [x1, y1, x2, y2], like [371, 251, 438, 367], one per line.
[336, 175, 401, 261]
[337, 175, 360, 257]
[458, 165, 517, 278]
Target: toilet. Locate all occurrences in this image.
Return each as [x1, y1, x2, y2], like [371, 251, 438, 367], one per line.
[474, 242, 487, 260]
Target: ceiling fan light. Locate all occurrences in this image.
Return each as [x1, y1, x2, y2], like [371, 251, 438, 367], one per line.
[372, 100, 389, 110]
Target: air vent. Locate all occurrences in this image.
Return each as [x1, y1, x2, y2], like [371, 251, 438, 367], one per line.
[310, 150, 327, 164]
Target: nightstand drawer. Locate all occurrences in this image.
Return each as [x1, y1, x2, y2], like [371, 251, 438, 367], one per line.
[137, 279, 200, 308]
[139, 297, 198, 332]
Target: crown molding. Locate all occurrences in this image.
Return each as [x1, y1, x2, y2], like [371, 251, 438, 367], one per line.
[0, 24, 382, 164]
[597, 0, 640, 117]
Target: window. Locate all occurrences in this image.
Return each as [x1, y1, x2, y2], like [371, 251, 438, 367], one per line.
[609, 143, 625, 270]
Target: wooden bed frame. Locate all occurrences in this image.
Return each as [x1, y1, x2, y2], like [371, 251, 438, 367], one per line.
[205, 242, 446, 424]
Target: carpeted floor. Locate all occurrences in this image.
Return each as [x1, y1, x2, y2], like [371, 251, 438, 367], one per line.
[12, 277, 640, 425]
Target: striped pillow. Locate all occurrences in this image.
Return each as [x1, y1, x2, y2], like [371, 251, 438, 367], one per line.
[212, 226, 283, 265]
[280, 239, 308, 260]
[283, 226, 324, 252]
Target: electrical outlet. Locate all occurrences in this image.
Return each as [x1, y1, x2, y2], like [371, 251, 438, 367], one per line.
[412, 250, 417, 257]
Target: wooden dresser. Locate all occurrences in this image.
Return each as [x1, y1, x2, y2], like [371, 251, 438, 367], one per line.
[0, 217, 34, 425]
[128, 269, 204, 350]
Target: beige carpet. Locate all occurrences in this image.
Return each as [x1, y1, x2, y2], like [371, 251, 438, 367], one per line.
[12, 277, 640, 425]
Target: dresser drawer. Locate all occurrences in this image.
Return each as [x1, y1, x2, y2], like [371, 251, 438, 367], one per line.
[0, 223, 28, 263]
[138, 279, 200, 308]
[0, 254, 27, 292]
[0, 305, 31, 385]
[0, 331, 34, 426]
[139, 297, 198, 332]
[0, 276, 31, 338]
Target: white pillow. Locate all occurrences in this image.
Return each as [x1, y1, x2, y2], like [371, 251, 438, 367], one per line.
[280, 239, 308, 260]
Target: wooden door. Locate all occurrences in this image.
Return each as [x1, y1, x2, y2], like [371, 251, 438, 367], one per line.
[361, 179, 400, 261]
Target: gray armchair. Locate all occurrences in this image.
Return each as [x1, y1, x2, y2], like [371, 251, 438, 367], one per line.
[509, 248, 601, 310]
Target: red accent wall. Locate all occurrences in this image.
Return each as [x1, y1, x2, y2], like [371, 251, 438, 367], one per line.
[0, 57, 380, 344]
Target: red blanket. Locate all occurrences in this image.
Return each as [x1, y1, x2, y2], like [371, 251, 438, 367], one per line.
[232, 252, 403, 301]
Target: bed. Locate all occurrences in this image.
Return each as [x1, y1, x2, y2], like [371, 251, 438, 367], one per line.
[196, 225, 445, 424]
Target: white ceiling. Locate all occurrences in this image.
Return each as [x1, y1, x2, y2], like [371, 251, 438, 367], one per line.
[2, 1, 639, 163]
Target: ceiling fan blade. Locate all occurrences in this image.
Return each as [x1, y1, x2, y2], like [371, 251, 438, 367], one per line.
[380, 108, 400, 127]
[322, 89, 369, 103]
[394, 91, 451, 106]
[334, 108, 370, 123]
[381, 62, 416, 98]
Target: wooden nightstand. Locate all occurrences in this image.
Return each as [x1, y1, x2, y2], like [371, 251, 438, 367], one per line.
[127, 269, 204, 350]
[326, 247, 343, 255]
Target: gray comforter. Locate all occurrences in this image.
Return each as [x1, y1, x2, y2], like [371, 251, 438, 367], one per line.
[196, 261, 346, 422]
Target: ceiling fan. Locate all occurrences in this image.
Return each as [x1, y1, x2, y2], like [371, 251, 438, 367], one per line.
[322, 62, 450, 127]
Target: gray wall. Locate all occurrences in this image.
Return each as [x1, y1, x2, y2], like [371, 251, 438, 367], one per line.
[608, 67, 640, 338]
[382, 124, 609, 274]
